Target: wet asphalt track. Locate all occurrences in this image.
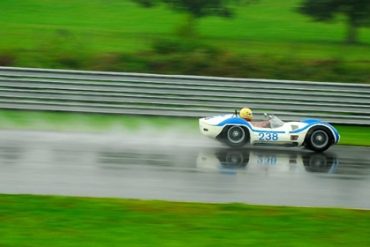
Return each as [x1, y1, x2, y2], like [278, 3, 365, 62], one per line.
[0, 129, 369, 209]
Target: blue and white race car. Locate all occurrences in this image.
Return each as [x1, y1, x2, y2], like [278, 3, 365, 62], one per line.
[199, 112, 340, 152]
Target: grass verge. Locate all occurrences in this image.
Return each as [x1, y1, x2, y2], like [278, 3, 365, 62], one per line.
[0, 110, 369, 146]
[0, 194, 369, 247]
[334, 125, 370, 146]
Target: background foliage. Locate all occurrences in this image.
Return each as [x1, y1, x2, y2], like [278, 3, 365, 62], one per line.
[0, 0, 369, 82]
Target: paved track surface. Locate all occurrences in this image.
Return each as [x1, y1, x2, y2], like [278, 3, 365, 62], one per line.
[0, 130, 369, 209]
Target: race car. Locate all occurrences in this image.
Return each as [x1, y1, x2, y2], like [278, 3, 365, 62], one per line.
[199, 111, 340, 152]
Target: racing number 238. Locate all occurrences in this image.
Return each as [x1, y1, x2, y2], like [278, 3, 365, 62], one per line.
[258, 132, 279, 141]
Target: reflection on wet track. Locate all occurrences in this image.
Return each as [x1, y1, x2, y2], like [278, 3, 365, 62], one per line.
[197, 149, 340, 174]
[0, 130, 369, 209]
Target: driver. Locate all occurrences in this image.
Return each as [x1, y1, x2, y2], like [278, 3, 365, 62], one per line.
[239, 107, 270, 128]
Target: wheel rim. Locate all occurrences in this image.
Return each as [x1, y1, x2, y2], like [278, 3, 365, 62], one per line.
[310, 130, 329, 149]
[227, 126, 245, 144]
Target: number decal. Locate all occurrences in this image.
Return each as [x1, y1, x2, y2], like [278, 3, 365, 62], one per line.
[272, 133, 278, 141]
[258, 133, 264, 140]
[266, 133, 271, 140]
[258, 132, 279, 141]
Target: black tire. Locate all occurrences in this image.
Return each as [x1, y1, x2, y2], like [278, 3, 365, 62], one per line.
[220, 125, 250, 148]
[305, 127, 333, 152]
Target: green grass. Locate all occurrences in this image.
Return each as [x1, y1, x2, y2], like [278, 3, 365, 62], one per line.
[0, 0, 369, 67]
[0, 194, 369, 247]
[0, 109, 369, 146]
[334, 125, 370, 146]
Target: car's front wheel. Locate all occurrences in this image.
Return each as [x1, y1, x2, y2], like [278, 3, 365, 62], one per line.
[221, 125, 249, 147]
[305, 127, 333, 152]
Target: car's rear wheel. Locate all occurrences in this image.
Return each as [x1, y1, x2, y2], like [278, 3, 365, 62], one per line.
[221, 126, 249, 147]
[305, 127, 333, 152]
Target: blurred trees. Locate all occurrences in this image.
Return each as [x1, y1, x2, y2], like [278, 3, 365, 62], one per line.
[299, 0, 370, 44]
[133, 0, 253, 37]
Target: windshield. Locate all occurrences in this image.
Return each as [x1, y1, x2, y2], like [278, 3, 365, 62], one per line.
[267, 114, 285, 128]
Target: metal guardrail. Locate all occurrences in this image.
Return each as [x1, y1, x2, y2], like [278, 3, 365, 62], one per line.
[0, 66, 369, 125]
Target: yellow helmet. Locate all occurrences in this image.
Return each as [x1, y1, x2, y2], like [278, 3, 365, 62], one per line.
[240, 107, 253, 121]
